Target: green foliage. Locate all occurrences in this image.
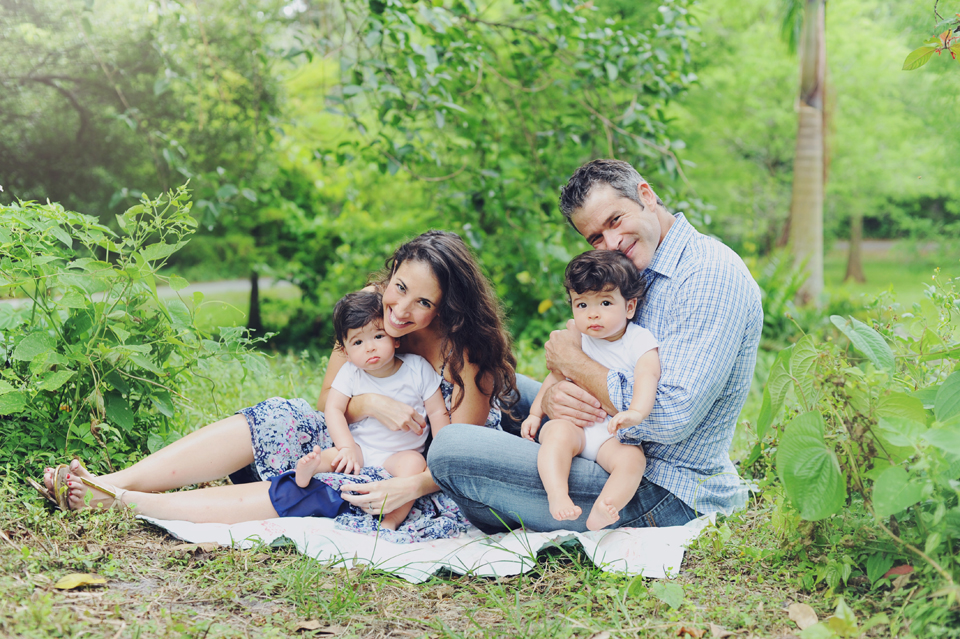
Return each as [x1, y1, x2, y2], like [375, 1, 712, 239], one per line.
[0, 189, 264, 474]
[747, 269, 960, 632]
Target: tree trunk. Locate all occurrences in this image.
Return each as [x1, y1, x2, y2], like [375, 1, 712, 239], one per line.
[844, 212, 866, 283]
[248, 270, 264, 336]
[788, 0, 827, 304]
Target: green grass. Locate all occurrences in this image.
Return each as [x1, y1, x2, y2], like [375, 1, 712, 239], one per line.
[823, 245, 951, 308]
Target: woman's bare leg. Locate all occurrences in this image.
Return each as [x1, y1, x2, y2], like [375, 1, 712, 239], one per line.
[68, 475, 279, 524]
[379, 450, 427, 530]
[536, 420, 586, 522]
[48, 414, 255, 494]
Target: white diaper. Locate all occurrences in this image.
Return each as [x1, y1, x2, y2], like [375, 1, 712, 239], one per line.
[579, 417, 616, 461]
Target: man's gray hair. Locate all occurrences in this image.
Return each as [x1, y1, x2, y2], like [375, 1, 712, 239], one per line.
[558, 159, 663, 228]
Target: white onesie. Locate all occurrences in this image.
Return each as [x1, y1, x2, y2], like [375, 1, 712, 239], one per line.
[577, 323, 659, 461]
[330, 353, 442, 467]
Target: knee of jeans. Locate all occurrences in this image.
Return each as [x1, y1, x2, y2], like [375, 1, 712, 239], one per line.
[426, 424, 469, 477]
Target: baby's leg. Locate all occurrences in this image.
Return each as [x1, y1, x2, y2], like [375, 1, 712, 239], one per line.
[537, 419, 587, 522]
[378, 450, 428, 530]
[294, 445, 340, 487]
[586, 439, 647, 531]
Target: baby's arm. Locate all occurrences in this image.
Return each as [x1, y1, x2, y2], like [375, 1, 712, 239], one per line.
[608, 349, 661, 433]
[520, 372, 563, 441]
[425, 388, 451, 438]
[325, 389, 365, 473]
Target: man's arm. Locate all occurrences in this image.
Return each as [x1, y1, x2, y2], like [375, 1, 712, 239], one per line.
[541, 319, 609, 427]
[615, 264, 759, 445]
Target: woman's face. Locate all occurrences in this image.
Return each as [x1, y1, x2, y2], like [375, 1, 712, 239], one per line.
[381, 259, 443, 338]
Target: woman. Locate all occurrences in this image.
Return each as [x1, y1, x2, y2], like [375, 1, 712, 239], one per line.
[40, 231, 517, 524]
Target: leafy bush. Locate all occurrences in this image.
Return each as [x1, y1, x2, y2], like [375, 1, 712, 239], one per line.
[746, 270, 960, 633]
[0, 189, 265, 475]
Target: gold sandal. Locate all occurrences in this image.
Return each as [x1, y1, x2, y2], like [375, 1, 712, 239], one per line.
[27, 463, 126, 511]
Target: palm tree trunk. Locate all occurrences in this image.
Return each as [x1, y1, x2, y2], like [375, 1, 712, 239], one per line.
[788, 0, 826, 304]
[844, 212, 866, 283]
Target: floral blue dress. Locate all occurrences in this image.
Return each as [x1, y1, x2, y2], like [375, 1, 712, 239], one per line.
[236, 380, 501, 544]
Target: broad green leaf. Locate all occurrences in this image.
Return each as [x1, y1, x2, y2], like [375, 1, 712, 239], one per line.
[922, 423, 960, 456]
[110, 325, 131, 343]
[166, 299, 191, 329]
[38, 369, 75, 392]
[877, 416, 927, 448]
[826, 598, 859, 637]
[934, 372, 960, 422]
[791, 335, 818, 409]
[865, 554, 894, 584]
[151, 391, 174, 418]
[0, 392, 26, 415]
[105, 392, 135, 432]
[877, 393, 928, 425]
[58, 290, 88, 309]
[757, 346, 793, 440]
[830, 316, 895, 371]
[12, 332, 56, 361]
[129, 353, 163, 375]
[141, 240, 187, 262]
[777, 411, 846, 520]
[902, 46, 936, 70]
[649, 581, 684, 609]
[604, 61, 619, 81]
[0, 380, 15, 395]
[872, 466, 922, 518]
[49, 225, 73, 249]
[912, 386, 939, 409]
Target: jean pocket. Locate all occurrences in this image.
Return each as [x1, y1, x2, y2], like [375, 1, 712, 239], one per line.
[628, 492, 696, 528]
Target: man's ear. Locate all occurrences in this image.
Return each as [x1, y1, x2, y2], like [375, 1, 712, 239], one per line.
[637, 182, 657, 210]
[626, 297, 638, 320]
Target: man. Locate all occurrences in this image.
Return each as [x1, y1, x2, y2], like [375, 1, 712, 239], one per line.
[429, 159, 763, 532]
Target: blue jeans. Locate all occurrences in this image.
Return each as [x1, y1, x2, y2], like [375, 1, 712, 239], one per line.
[429, 374, 701, 533]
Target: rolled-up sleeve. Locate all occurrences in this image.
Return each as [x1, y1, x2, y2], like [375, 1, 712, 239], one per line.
[613, 263, 756, 445]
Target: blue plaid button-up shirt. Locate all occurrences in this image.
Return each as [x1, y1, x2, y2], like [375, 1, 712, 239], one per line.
[609, 214, 763, 515]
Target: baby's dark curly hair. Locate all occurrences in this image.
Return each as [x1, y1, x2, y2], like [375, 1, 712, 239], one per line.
[563, 250, 644, 301]
[333, 291, 383, 349]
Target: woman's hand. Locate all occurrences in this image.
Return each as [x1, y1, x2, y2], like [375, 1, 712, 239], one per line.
[340, 474, 428, 516]
[355, 394, 427, 435]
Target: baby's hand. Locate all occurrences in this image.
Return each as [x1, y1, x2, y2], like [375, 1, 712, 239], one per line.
[608, 409, 645, 434]
[521, 414, 543, 441]
[332, 447, 364, 475]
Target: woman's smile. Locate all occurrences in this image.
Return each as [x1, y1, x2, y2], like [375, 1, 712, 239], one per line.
[381, 260, 443, 338]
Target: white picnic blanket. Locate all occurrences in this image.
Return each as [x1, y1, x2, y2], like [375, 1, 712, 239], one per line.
[140, 515, 712, 584]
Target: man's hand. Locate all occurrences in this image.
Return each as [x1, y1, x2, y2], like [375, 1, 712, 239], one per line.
[608, 409, 645, 434]
[544, 319, 585, 379]
[541, 379, 606, 428]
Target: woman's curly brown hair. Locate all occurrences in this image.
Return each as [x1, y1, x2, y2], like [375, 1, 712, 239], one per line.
[378, 230, 518, 415]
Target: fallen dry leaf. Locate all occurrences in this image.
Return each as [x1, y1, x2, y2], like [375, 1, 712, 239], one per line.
[433, 585, 455, 599]
[787, 602, 818, 630]
[587, 633, 611, 639]
[54, 573, 107, 590]
[709, 623, 735, 638]
[170, 542, 219, 554]
[883, 565, 914, 579]
[293, 620, 344, 635]
[892, 573, 912, 591]
[677, 626, 705, 638]
[295, 620, 322, 631]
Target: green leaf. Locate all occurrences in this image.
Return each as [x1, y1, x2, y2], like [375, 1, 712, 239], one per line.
[791, 335, 818, 409]
[13, 332, 56, 361]
[0, 380, 15, 395]
[649, 581, 684, 609]
[151, 391, 174, 418]
[919, 342, 960, 362]
[38, 369, 76, 392]
[166, 299, 191, 329]
[0, 392, 26, 415]
[604, 61, 619, 81]
[58, 290, 88, 309]
[877, 393, 928, 425]
[50, 225, 73, 249]
[912, 386, 939, 409]
[141, 240, 187, 262]
[877, 416, 927, 448]
[922, 423, 960, 456]
[830, 316, 895, 371]
[129, 353, 163, 375]
[902, 46, 936, 70]
[105, 392, 135, 432]
[872, 466, 922, 519]
[757, 345, 793, 440]
[865, 554, 894, 584]
[777, 411, 846, 520]
[934, 372, 960, 422]
[167, 274, 190, 292]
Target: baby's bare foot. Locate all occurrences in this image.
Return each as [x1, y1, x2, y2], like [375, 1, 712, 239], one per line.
[294, 446, 327, 487]
[547, 494, 583, 522]
[586, 497, 620, 531]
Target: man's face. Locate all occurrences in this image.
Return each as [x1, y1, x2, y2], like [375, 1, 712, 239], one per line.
[570, 183, 662, 271]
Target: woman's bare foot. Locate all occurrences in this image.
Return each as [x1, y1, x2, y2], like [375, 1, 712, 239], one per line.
[547, 494, 583, 522]
[295, 446, 329, 487]
[64, 464, 124, 511]
[586, 497, 620, 531]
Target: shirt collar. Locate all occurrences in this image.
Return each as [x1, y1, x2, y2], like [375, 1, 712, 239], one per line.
[645, 213, 694, 280]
